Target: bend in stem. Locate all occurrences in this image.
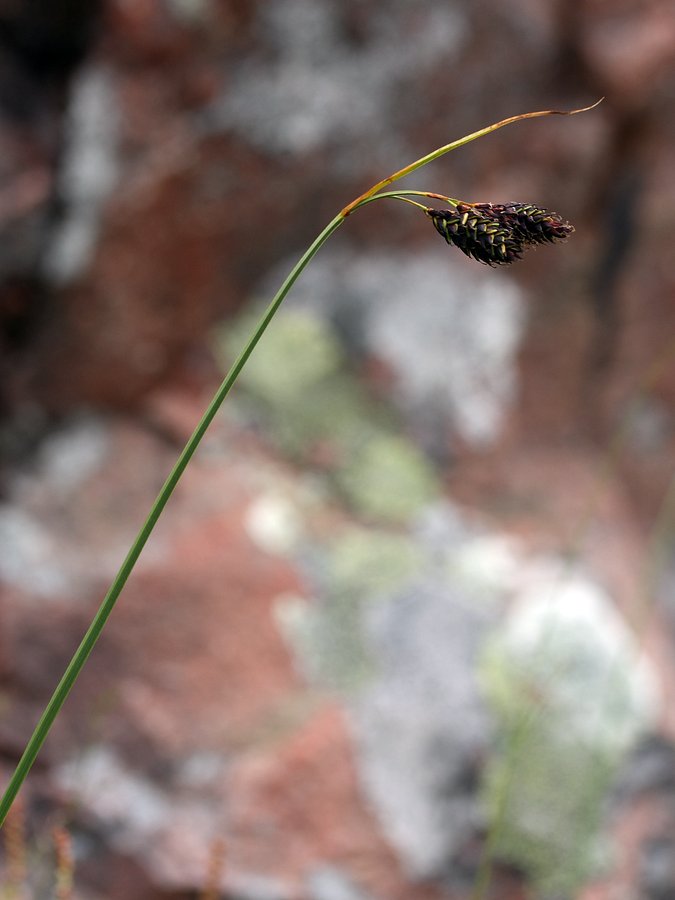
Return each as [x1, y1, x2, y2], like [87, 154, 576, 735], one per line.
[340, 100, 602, 217]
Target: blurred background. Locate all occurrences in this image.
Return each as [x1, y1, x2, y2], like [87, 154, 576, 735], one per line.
[1, 1, 675, 897]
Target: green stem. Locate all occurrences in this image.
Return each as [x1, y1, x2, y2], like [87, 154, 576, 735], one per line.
[340, 100, 601, 217]
[0, 213, 344, 827]
[357, 189, 459, 210]
[378, 195, 428, 211]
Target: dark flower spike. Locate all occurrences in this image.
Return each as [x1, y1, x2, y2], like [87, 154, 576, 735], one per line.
[473, 202, 575, 246]
[425, 200, 574, 266]
[425, 203, 525, 266]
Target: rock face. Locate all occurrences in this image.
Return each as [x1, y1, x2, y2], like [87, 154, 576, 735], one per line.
[482, 570, 659, 896]
[352, 578, 493, 880]
[0, 311, 665, 899]
[269, 250, 525, 450]
[1, 3, 675, 899]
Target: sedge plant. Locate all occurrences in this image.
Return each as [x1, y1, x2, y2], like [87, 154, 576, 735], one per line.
[0, 100, 601, 826]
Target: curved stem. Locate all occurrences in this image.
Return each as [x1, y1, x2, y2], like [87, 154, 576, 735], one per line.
[356, 189, 460, 210]
[371, 194, 429, 211]
[0, 214, 344, 827]
[340, 100, 602, 217]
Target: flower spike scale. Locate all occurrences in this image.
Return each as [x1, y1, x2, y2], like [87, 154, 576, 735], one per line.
[425, 200, 574, 266]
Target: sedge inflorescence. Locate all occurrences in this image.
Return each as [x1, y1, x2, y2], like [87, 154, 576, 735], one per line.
[425, 201, 574, 266]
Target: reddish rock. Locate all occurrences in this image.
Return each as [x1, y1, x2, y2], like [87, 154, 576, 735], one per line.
[224, 705, 450, 900]
[2, 5, 675, 899]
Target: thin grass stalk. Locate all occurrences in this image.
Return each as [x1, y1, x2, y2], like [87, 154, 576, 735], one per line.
[53, 827, 74, 900]
[1, 798, 26, 898]
[200, 837, 227, 900]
